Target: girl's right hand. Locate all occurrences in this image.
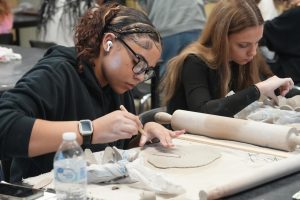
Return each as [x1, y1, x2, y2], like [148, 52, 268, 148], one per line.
[91, 110, 142, 144]
[255, 75, 294, 104]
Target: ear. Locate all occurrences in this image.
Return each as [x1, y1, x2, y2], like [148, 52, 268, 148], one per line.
[102, 33, 116, 52]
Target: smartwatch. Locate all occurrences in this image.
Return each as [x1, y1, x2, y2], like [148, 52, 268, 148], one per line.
[78, 120, 93, 145]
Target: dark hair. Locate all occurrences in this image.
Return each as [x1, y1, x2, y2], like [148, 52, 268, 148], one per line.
[75, 3, 161, 70]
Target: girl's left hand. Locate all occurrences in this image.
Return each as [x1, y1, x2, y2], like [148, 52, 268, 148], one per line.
[139, 122, 185, 147]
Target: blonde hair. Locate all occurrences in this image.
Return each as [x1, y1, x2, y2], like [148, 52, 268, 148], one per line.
[161, 0, 269, 105]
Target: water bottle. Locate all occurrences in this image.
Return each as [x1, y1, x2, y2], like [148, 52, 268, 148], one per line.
[53, 132, 87, 200]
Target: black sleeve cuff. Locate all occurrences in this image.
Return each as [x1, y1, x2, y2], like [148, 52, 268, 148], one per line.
[253, 84, 261, 100]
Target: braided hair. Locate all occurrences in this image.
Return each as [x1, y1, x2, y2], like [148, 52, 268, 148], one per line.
[75, 3, 161, 70]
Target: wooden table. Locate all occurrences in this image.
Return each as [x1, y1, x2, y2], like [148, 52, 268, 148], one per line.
[0, 45, 45, 93]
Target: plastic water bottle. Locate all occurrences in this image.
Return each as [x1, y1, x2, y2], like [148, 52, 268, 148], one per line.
[53, 132, 87, 200]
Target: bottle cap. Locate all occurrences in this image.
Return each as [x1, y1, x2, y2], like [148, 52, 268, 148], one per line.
[62, 132, 77, 141]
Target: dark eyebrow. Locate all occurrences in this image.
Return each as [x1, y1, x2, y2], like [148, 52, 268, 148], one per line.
[129, 37, 153, 63]
[136, 53, 147, 63]
[118, 37, 152, 67]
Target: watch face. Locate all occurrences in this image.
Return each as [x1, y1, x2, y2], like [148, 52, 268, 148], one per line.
[81, 121, 91, 131]
[80, 120, 93, 135]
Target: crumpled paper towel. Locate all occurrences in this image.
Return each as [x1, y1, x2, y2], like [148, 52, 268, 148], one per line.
[0, 46, 22, 62]
[86, 146, 185, 195]
[226, 89, 300, 126]
[234, 97, 300, 125]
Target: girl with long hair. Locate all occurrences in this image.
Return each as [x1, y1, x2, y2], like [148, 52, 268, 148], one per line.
[161, 0, 294, 117]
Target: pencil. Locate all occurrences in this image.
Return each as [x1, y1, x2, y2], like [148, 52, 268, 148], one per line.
[120, 105, 147, 136]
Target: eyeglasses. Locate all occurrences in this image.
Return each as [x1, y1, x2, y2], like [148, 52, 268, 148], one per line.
[117, 37, 155, 81]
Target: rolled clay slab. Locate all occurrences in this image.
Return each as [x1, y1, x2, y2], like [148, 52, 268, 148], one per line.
[143, 145, 221, 169]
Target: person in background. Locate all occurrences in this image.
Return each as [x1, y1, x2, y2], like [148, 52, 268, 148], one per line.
[161, 0, 294, 117]
[0, 0, 13, 34]
[0, 3, 185, 182]
[38, 0, 124, 46]
[259, 3, 300, 87]
[257, 0, 279, 20]
[138, 0, 208, 77]
[38, 0, 100, 46]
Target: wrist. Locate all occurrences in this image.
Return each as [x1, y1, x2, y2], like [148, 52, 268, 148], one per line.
[78, 119, 93, 145]
[253, 84, 261, 99]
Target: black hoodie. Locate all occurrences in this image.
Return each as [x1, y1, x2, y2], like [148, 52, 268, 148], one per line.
[0, 45, 135, 182]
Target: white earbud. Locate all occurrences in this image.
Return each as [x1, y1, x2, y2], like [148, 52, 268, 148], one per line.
[106, 41, 113, 52]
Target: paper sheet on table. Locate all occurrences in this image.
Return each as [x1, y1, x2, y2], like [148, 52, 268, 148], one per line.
[25, 138, 300, 200]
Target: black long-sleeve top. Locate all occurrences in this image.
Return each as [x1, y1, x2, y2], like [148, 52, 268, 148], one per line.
[167, 54, 260, 117]
[261, 7, 300, 84]
[262, 7, 300, 57]
[0, 46, 136, 182]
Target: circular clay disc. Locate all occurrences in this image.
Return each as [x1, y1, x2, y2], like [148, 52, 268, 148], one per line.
[143, 145, 221, 169]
